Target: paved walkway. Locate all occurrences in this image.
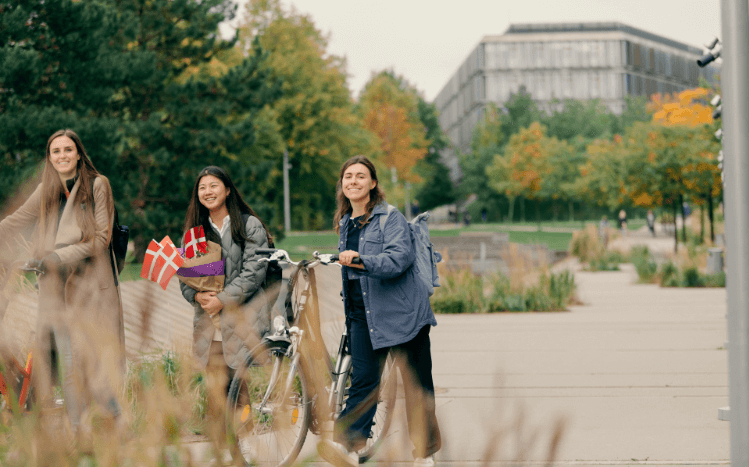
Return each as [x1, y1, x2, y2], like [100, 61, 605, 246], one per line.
[1, 228, 729, 465]
[177, 229, 729, 466]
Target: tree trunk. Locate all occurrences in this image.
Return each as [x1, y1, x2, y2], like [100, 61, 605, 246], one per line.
[508, 196, 516, 224]
[673, 200, 679, 253]
[520, 197, 526, 223]
[536, 199, 542, 231]
[708, 195, 715, 243]
[568, 199, 574, 222]
[700, 200, 705, 243]
[552, 199, 558, 221]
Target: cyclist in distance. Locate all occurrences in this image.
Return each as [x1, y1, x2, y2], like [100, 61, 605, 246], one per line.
[180, 166, 274, 404]
[0, 129, 124, 429]
[318, 155, 441, 467]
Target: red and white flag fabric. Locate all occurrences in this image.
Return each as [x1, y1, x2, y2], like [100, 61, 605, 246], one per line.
[183, 226, 207, 259]
[140, 236, 185, 290]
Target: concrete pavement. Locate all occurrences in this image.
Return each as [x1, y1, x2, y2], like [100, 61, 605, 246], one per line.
[182, 252, 729, 466]
[426, 263, 728, 466]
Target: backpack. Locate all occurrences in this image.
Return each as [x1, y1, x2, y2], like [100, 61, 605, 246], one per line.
[242, 214, 283, 303]
[380, 204, 442, 296]
[111, 209, 129, 274]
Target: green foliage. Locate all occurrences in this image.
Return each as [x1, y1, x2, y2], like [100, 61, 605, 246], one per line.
[415, 98, 456, 210]
[545, 99, 614, 141]
[704, 271, 726, 287]
[125, 351, 207, 433]
[629, 246, 658, 283]
[660, 261, 680, 287]
[657, 262, 725, 288]
[239, 0, 375, 232]
[632, 252, 725, 288]
[431, 267, 577, 313]
[589, 250, 624, 272]
[430, 295, 467, 314]
[682, 267, 704, 287]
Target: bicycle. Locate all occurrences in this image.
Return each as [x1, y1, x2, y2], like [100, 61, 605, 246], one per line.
[226, 249, 397, 467]
[0, 260, 44, 413]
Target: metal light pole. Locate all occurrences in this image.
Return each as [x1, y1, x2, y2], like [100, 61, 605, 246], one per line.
[721, 0, 749, 463]
[283, 150, 291, 233]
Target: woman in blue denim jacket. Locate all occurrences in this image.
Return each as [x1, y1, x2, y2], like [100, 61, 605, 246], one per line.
[317, 156, 441, 467]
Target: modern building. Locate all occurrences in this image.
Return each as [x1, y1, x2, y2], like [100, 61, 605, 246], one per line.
[434, 22, 720, 177]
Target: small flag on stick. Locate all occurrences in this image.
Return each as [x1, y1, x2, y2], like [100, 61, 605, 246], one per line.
[140, 237, 185, 290]
[184, 226, 207, 259]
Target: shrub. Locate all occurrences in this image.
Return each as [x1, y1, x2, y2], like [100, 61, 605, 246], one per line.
[588, 250, 625, 271]
[569, 225, 603, 263]
[486, 270, 577, 312]
[682, 267, 705, 287]
[547, 270, 577, 309]
[630, 246, 658, 283]
[431, 295, 468, 314]
[704, 271, 726, 287]
[659, 261, 680, 287]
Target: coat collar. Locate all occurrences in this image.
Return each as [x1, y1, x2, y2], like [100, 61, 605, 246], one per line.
[56, 176, 84, 246]
[339, 201, 388, 227]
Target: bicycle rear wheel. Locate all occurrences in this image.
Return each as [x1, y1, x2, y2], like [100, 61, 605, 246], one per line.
[227, 340, 311, 467]
[347, 353, 398, 463]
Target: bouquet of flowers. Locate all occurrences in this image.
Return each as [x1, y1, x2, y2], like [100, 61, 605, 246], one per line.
[175, 226, 225, 331]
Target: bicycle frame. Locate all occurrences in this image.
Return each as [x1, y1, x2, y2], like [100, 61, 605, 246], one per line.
[0, 259, 44, 412]
[260, 250, 353, 420]
[0, 352, 33, 411]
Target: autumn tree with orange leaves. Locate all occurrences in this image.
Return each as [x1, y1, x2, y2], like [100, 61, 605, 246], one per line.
[644, 88, 721, 245]
[358, 72, 429, 204]
[486, 122, 572, 223]
[577, 87, 720, 250]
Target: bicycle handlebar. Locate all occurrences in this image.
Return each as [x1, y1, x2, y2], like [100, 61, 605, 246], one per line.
[255, 249, 361, 265]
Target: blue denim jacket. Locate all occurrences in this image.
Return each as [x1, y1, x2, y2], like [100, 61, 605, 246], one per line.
[338, 202, 437, 350]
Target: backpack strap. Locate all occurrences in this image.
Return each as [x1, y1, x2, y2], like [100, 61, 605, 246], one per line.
[379, 204, 397, 232]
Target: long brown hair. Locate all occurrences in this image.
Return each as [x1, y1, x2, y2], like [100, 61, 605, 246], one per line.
[183, 166, 273, 247]
[38, 129, 112, 253]
[333, 155, 385, 233]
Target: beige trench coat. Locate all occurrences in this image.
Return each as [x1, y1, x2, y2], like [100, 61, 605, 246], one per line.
[0, 176, 125, 398]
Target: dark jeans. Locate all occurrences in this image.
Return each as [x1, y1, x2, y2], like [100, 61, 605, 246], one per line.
[336, 314, 441, 458]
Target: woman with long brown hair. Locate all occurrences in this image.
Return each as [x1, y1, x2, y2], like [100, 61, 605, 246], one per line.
[319, 155, 441, 467]
[0, 129, 124, 429]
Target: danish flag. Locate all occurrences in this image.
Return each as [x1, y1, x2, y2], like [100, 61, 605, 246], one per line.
[183, 226, 207, 259]
[140, 236, 185, 290]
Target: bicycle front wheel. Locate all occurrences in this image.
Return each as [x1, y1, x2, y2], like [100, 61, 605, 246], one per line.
[227, 340, 311, 467]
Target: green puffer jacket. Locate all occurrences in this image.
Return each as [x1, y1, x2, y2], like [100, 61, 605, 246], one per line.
[180, 214, 271, 369]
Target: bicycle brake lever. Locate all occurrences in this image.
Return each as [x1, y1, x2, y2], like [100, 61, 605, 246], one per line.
[315, 253, 337, 265]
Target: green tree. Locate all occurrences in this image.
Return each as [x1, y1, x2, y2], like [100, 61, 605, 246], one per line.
[544, 99, 613, 141]
[1, 0, 284, 258]
[237, 0, 373, 230]
[414, 97, 456, 211]
[0, 0, 126, 207]
[486, 123, 569, 223]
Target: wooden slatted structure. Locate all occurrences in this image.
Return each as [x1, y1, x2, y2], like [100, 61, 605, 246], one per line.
[1, 265, 346, 362]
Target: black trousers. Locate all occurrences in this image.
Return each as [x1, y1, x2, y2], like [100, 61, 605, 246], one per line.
[336, 315, 441, 458]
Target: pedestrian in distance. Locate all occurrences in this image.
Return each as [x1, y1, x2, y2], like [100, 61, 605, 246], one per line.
[618, 209, 627, 237]
[180, 166, 275, 406]
[647, 210, 656, 237]
[0, 129, 124, 431]
[411, 200, 420, 218]
[318, 155, 441, 467]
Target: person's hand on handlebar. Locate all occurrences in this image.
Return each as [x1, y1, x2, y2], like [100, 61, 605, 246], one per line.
[339, 250, 365, 269]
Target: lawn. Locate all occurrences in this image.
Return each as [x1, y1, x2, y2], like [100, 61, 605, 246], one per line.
[121, 221, 581, 281]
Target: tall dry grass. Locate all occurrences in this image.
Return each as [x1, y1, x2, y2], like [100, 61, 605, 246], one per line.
[0, 245, 568, 467]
